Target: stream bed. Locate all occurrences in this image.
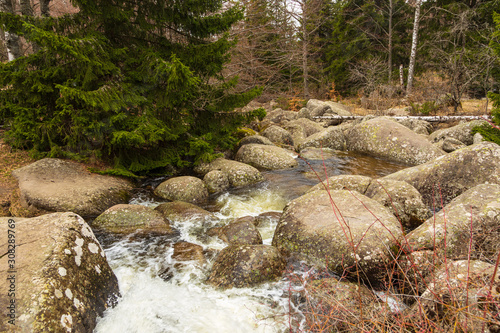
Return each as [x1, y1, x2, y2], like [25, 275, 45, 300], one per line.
[93, 151, 407, 333]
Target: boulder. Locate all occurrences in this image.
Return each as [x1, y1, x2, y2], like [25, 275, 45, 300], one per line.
[411, 260, 500, 332]
[262, 108, 298, 125]
[272, 190, 403, 283]
[238, 135, 274, 147]
[207, 244, 286, 288]
[396, 118, 432, 135]
[441, 137, 466, 152]
[0, 213, 119, 333]
[364, 179, 432, 230]
[172, 242, 205, 265]
[12, 158, 133, 217]
[261, 125, 294, 146]
[307, 175, 373, 194]
[194, 158, 264, 188]
[283, 118, 324, 150]
[235, 144, 298, 170]
[299, 278, 384, 332]
[154, 201, 216, 223]
[92, 204, 172, 234]
[208, 220, 263, 245]
[306, 99, 351, 117]
[298, 147, 340, 161]
[383, 142, 500, 208]
[297, 126, 346, 152]
[429, 120, 487, 145]
[203, 170, 230, 194]
[154, 176, 208, 205]
[346, 117, 446, 165]
[406, 183, 500, 261]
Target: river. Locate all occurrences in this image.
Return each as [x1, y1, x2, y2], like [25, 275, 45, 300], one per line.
[93, 150, 407, 333]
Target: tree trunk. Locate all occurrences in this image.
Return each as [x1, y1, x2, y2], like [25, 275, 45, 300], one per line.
[388, 0, 393, 83]
[20, 0, 34, 16]
[301, 2, 309, 99]
[406, 0, 422, 97]
[40, 0, 51, 17]
[0, 0, 21, 61]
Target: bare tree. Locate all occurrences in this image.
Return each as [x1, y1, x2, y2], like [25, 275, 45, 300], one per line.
[0, 0, 21, 61]
[406, 0, 423, 97]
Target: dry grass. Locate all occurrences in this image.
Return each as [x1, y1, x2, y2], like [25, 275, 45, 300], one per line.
[0, 130, 35, 216]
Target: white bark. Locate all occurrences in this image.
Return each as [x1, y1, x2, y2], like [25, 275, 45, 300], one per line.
[314, 115, 492, 122]
[406, 0, 422, 97]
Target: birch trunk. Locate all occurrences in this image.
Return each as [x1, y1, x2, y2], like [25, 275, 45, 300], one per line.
[0, 0, 21, 61]
[406, 0, 422, 97]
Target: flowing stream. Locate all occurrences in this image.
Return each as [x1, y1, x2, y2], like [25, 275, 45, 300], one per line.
[93, 150, 407, 333]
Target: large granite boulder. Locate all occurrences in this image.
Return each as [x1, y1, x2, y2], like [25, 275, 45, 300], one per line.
[306, 99, 351, 117]
[383, 142, 500, 208]
[346, 117, 446, 165]
[207, 244, 286, 288]
[235, 144, 298, 170]
[272, 190, 403, 283]
[297, 126, 346, 152]
[0, 213, 119, 332]
[429, 120, 487, 145]
[365, 179, 432, 230]
[12, 158, 133, 217]
[397, 118, 432, 135]
[154, 176, 208, 205]
[194, 158, 264, 188]
[261, 125, 294, 146]
[283, 118, 324, 150]
[92, 204, 173, 234]
[406, 183, 500, 261]
[307, 175, 373, 194]
[261, 108, 298, 126]
[238, 135, 274, 148]
[203, 170, 230, 194]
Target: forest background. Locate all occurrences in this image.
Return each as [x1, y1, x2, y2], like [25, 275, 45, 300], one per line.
[1, 0, 500, 176]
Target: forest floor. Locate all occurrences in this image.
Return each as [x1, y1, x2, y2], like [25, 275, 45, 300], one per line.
[0, 98, 493, 216]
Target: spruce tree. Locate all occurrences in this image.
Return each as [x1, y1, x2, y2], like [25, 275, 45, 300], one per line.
[0, 0, 262, 176]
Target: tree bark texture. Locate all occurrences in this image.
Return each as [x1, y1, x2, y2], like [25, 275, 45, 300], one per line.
[406, 0, 422, 97]
[0, 0, 21, 61]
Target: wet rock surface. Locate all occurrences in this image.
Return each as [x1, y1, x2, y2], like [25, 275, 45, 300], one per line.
[208, 244, 286, 288]
[92, 204, 173, 234]
[194, 158, 264, 188]
[0, 213, 119, 333]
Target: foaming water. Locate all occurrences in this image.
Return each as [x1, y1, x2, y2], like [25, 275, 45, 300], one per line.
[94, 150, 408, 332]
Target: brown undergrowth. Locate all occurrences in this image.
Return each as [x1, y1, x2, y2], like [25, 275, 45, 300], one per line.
[284, 158, 500, 332]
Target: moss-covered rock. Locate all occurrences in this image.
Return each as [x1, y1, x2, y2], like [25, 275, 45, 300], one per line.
[298, 126, 346, 152]
[12, 158, 133, 217]
[203, 170, 230, 194]
[429, 120, 487, 145]
[207, 244, 286, 288]
[383, 142, 500, 208]
[441, 137, 466, 152]
[235, 144, 298, 170]
[238, 135, 274, 148]
[154, 201, 217, 223]
[396, 118, 432, 135]
[261, 125, 294, 147]
[194, 158, 264, 188]
[406, 183, 500, 261]
[0, 213, 119, 333]
[346, 117, 446, 165]
[272, 190, 403, 283]
[154, 176, 208, 205]
[92, 204, 172, 234]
